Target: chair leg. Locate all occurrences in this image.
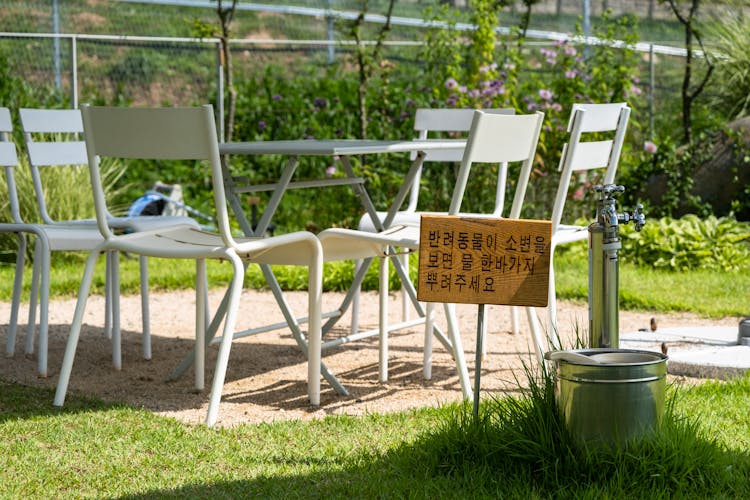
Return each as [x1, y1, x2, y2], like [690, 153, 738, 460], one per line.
[510, 306, 520, 335]
[37, 240, 51, 378]
[139, 255, 151, 360]
[350, 258, 361, 335]
[547, 252, 561, 350]
[443, 302, 472, 399]
[104, 252, 113, 339]
[378, 255, 389, 383]
[6, 234, 26, 358]
[400, 252, 410, 322]
[195, 259, 207, 392]
[54, 249, 102, 407]
[526, 306, 545, 364]
[205, 254, 244, 427]
[306, 241, 323, 406]
[25, 240, 41, 357]
[111, 251, 122, 371]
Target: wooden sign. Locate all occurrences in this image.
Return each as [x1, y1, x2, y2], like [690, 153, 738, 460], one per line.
[417, 215, 552, 307]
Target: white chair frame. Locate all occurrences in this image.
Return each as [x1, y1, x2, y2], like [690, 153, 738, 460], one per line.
[53, 105, 323, 426]
[1, 107, 107, 377]
[318, 110, 545, 399]
[352, 108, 515, 334]
[20, 107, 201, 363]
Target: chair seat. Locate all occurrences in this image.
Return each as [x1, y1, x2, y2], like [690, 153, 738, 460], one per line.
[41, 224, 105, 251]
[359, 210, 505, 233]
[42, 215, 200, 231]
[552, 224, 589, 247]
[107, 225, 320, 266]
[110, 214, 200, 232]
[319, 224, 421, 261]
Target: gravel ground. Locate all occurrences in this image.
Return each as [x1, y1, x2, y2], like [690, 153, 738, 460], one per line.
[0, 289, 740, 427]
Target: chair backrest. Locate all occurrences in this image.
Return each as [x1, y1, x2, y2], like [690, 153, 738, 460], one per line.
[449, 110, 545, 219]
[406, 107, 514, 213]
[19, 108, 89, 225]
[0, 107, 24, 224]
[79, 104, 234, 245]
[550, 102, 631, 230]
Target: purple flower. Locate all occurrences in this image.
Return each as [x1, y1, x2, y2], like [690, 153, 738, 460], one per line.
[565, 70, 577, 79]
[258, 120, 266, 130]
[564, 45, 577, 56]
[644, 141, 658, 154]
[539, 89, 553, 101]
[458, 85, 467, 93]
[551, 103, 563, 112]
[271, 94, 282, 101]
[314, 97, 328, 108]
[468, 89, 480, 99]
[325, 165, 337, 177]
[445, 78, 458, 90]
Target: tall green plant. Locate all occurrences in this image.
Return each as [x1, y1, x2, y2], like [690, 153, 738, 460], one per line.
[0, 155, 127, 259]
[706, 3, 750, 120]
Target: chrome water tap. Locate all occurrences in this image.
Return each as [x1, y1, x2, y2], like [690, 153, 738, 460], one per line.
[588, 184, 646, 348]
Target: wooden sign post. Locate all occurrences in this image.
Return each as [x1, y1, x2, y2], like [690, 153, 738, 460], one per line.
[417, 215, 552, 417]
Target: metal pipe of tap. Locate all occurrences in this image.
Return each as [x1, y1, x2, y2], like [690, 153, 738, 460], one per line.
[588, 185, 645, 348]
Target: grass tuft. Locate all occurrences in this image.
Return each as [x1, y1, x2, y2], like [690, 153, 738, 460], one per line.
[401, 362, 748, 497]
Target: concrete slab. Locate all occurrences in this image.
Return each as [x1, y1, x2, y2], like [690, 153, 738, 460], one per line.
[620, 325, 748, 380]
[667, 345, 750, 380]
[620, 326, 737, 345]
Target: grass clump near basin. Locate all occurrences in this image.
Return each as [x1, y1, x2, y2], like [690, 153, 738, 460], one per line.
[399, 364, 750, 498]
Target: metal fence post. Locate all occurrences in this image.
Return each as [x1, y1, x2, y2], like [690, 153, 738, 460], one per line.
[71, 35, 78, 109]
[326, 0, 335, 64]
[53, 0, 61, 91]
[649, 43, 654, 140]
[216, 40, 224, 142]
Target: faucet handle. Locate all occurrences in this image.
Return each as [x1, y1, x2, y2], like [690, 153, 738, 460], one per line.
[595, 184, 625, 200]
[632, 203, 646, 231]
[619, 204, 646, 231]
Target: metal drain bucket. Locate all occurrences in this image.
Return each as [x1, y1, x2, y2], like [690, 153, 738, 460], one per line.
[550, 348, 668, 447]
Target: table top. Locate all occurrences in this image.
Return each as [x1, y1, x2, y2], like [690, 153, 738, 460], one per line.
[219, 138, 466, 156]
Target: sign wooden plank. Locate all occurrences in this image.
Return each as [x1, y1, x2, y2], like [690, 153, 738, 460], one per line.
[417, 215, 552, 307]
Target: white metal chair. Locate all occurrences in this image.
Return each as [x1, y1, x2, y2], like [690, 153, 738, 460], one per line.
[53, 104, 323, 427]
[318, 110, 545, 399]
[1, 107, 107, 377]
[546, 102, 631, 347]
[351, 108, 515, 334]
[19, 107, 200, 362]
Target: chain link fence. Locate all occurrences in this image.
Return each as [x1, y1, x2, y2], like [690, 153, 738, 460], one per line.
[0, 0, 720, 133]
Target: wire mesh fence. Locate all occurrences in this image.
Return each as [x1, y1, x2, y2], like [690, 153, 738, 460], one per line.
[0, 0, 719, 138]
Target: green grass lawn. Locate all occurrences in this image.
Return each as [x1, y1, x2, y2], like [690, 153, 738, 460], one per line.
[1, 374, 748, 498]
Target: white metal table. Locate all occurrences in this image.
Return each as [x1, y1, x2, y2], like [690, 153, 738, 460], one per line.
[170, 138, 467, 395]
